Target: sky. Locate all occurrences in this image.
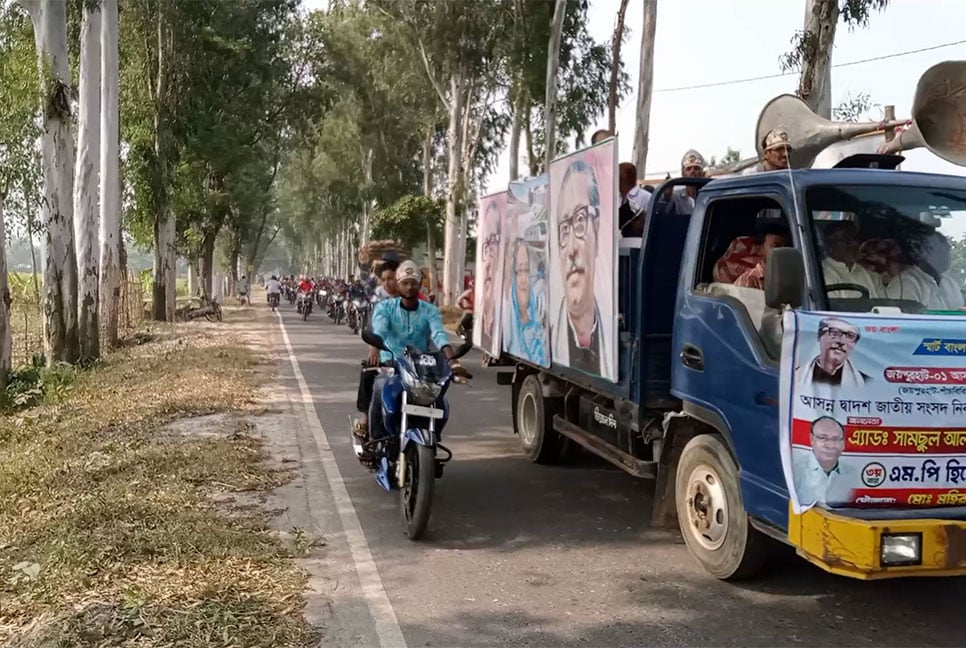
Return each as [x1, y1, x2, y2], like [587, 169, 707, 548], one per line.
[481, 0, 966, 192]
[304, 0, 966, 204]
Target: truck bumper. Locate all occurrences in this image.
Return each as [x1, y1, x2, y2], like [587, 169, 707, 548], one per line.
[788, 505, 966, 580]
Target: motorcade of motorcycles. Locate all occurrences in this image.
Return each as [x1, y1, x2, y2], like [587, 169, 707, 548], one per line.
[352, 330, 473, 539]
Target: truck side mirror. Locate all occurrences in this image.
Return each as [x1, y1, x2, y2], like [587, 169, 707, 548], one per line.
[764, 247, 805, 309]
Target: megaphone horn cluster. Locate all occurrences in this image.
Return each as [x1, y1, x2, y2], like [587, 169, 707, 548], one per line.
[876, 60, 966, 166]
[753, 60, 966, 169]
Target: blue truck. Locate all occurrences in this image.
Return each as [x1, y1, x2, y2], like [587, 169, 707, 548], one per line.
[498, 163, 966, 580]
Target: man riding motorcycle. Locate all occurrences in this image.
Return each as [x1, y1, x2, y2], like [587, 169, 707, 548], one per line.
[297, 276, 314, 294]
[266, 275, 282, 308]
[353, 260, 470, 443]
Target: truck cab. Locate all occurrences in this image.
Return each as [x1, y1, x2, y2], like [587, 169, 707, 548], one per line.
[505, 167, 966, 580]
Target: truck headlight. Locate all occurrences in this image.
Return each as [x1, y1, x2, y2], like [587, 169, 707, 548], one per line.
[880, 533, 922, 567]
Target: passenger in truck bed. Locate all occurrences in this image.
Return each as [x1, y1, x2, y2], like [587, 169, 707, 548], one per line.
[618, 162, 650, 237]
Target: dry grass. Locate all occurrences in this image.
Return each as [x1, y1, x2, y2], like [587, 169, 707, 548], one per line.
[0, 306, 317, 647]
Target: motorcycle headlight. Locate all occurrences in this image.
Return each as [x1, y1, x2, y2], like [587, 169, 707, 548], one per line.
[401, 369, 443, 406]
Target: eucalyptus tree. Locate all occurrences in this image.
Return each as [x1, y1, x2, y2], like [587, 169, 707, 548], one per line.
[18, 0, 80, 363]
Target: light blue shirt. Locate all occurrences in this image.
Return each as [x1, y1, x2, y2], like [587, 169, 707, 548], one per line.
[370, 298, 451, 363]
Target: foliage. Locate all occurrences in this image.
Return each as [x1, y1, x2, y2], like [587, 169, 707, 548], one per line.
[780, 1, 890, 73]
[707, 147, 743, 170]
[833, 91, 880, 122]
[372, 194, 445, 252]
[2, 355, 77, 411]
[0, 5, 43, 230]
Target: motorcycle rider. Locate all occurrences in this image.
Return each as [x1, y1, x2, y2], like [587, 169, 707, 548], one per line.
[297, 275, 314, 294]
[353, 260, 470, 443]
[457, 279, 474, 338]
[373, 258, 399, 303]
[265, 275, 282, 305]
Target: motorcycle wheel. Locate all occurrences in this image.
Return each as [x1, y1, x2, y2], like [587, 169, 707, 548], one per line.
[400, 443, 436, 540]
[302, 307, 310, 321]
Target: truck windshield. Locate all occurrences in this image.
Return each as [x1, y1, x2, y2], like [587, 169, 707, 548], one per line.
[805, 183, 966, 315]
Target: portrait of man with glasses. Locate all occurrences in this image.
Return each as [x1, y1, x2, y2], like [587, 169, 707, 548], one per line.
[475, 197, 505, 354]
[793, 416, 854, 508]
[550, 158, 615, 380]
[795, 317, 872, 388]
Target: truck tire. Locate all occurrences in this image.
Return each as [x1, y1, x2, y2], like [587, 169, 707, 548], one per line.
[675, 434, 767, 580]
[516, 374, 572, 464]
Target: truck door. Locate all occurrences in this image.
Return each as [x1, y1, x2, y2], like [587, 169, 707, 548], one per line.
[672, 192, 799, 531]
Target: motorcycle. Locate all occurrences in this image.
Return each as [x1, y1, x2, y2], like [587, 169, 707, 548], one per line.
[296, 291, 313, 321]
[348, 296, 372, 335]
[330, 294, 346, 325]
[352, 330, 473, 539]
[268, 292, 280, 312]
[286, 286, 296, 305]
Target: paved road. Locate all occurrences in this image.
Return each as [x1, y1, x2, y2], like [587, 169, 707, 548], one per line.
[275, 304, 966, 647]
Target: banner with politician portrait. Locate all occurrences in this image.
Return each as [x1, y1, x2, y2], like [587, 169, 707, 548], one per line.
[473, 191, 507, 357]
[547, 139, 618, 382]
[500, 175, 551, 367]
[780, 310, 966, 513]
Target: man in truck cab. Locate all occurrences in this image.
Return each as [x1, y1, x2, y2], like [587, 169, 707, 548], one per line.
[733, 220, 789, 289]
[885, 230, 965, 310]
[552, 159, 614, 378]
[820, 220, 885, 298]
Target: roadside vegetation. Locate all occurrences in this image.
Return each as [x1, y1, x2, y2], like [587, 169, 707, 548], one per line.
[0, 308, 317, 647]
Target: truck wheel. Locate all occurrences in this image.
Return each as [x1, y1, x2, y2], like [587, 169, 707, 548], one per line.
[516, 374, 568, 464]
[675, 434, 767, 580]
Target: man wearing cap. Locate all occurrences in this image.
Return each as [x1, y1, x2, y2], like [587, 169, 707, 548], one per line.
[353, 260, 471, 443]
[666, 149, 707, 216]
[744, 127, 792, 174]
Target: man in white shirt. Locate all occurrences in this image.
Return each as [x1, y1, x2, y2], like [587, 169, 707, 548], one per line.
[265, 275, 281, 295]
[666, 149, 706, 216]
[820, 221, 885, 298]
[793, 417, 853, 508]
[885, 232, 965, 310]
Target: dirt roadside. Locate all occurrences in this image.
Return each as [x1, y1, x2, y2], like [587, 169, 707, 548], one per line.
[0, 298, 376, 647]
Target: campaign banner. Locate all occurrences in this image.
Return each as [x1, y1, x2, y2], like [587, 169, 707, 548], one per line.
[500, 175, 551, 367]
[780, 310, 966, 513]
[547, 138, 618, 382]
[473, 191, 508, 356]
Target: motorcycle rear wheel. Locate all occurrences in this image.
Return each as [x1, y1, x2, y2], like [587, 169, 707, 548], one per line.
[400, 443, 435, 540]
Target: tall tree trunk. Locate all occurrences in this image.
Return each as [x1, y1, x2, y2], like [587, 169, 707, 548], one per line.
[200, 231, 217, 300]
[443, 72, 467, 307]
[99, 0, 121, 348]
[422, 125, 438, 297]
[23, 0, 80, 365]
[543, 0, 567, 173]
[151, 4, 176, 322]
[797, 0, 838, 119]
[608, 0, 631, 133]
[74, 0, 102, 364]
[632, 0, 658, 174]
[525, 107, 538, 176]
[508, 86, 523, 181]
[0, 196, 12, 389]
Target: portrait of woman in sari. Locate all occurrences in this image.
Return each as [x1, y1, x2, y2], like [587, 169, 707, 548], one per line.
[504, 237, 548, 365]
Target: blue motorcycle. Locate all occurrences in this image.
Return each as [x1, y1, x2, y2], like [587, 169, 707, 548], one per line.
[352, 330, 472, 539]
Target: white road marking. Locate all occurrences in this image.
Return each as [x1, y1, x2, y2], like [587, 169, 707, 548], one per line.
[275, 311, 408, 648]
